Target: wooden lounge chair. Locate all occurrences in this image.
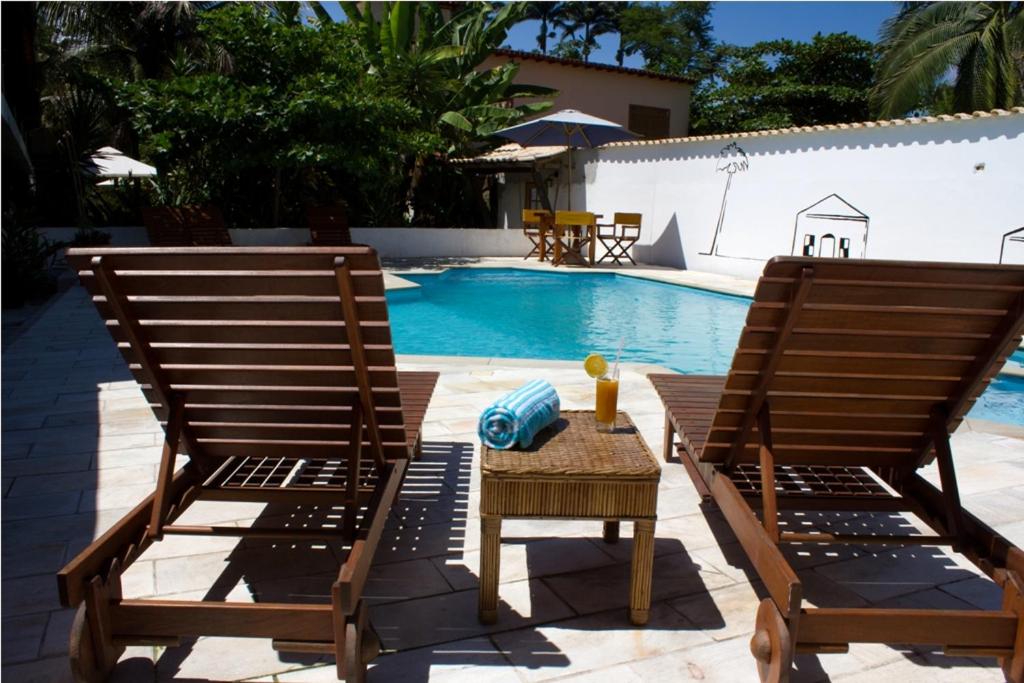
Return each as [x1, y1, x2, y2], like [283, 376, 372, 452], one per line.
[597, 212, 641, 265]
[58, 246, 438, 682]
[522, 208, 554, 261]
[141, 206, 232, 246]
[308, 204, 353, 246]
[648, 256, 1024, 682]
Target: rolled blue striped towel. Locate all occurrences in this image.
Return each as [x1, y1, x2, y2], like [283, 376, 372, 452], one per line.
[478, 379, 561, 450]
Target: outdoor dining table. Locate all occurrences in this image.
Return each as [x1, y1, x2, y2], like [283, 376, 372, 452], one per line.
[541, 214, 602, 266]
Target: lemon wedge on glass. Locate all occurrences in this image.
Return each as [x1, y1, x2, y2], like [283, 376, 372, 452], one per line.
[584, 353, 608, 379]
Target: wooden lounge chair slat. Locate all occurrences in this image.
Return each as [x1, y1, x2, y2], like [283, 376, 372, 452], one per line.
[738, 331, 993, 354]
[136, 345, 397, 367]
[755, 280, 1024, 309]
[756, 259, 1024, 285]
[108, 321, 394, 346]
[746, 308, 1007, 334]
[730, 354, 976, 376]
[93, 298, 389, 322]
[154, 366, 400, 388]
[78, 271, 385, 297]
[75, 246, 382, 270]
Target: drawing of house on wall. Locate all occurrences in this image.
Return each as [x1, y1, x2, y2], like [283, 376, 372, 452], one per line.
[790, 194, 870, 259]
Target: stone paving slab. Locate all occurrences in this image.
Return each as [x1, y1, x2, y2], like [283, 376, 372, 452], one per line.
[3, 283, 1024, 682]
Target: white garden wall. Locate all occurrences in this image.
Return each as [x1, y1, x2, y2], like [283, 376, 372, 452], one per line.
[574, 111, 1024, 278]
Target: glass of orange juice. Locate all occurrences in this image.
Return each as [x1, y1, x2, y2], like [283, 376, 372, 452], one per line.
[595, 368, 619, 433]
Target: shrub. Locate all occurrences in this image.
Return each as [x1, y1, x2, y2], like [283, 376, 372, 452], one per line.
[1, 219, 64, 309]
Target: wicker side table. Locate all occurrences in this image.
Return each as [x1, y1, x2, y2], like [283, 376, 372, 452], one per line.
[478, 410, 661, 625]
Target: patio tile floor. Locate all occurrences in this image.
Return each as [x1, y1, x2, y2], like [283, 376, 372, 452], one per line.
[3, 277, 1024, 681]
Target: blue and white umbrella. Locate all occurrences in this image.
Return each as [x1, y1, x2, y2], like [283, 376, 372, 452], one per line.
[494, 109, 637, 209]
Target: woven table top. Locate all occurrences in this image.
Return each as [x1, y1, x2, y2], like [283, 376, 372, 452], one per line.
[481, 411, 661, 479]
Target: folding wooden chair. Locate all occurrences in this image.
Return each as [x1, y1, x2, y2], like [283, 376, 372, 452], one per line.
[649, 256, 1024, 682]
[597, 212, 641, 265]
[552, 210, 597, 267]
[308, 204, 353, 246]
[59, 246, 438, 682]
[522, 208, 554, 261]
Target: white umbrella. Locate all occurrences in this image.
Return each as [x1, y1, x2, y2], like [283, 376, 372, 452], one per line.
[81, 146, 157, 181]
[493, 110, 637, 210]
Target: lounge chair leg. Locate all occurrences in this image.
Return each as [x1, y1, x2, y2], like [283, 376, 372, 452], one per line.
[478, 514, 502, 624]
[69, 563, 125, 683]
[1001, 570, 1024, 682]
[662, 412, 674, 462]
[338, 600, 377, 683]
[750, 598, 793, 683]
[629, 519, 656, 626]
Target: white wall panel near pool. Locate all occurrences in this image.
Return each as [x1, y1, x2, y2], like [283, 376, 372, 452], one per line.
[573, 109, 1024, 279]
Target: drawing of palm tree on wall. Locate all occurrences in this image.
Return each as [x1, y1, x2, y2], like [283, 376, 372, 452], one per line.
[701, 142, 749, 256]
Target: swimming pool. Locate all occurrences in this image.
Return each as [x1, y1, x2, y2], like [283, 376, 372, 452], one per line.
[386, 268, 1024, 425]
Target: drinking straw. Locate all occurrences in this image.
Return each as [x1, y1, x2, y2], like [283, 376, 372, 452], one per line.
[612, 336, 625, 378]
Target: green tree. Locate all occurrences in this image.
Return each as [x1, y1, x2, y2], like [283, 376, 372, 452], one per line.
[692, 33, 875, 134]
[524, 1, 564, 55]
[617, 1, 716, 79]
[123, 5, 429, 226]
[554, 2, 617, 63]
[872, 2, 1024, 118]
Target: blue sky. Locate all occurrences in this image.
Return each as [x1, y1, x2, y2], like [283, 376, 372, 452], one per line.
[502, 2, 898, 69]
[323, 2, 900, 70]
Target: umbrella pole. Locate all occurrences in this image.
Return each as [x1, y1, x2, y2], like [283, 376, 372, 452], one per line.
[567, 147, 573, 212]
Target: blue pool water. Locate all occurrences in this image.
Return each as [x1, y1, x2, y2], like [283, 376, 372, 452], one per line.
[387, 269, 1024, 425]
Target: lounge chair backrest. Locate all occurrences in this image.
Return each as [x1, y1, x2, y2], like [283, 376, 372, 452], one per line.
[555, 211, 595, 227]
[700, 257, 1024, 469]
[307, 204, 352, 246]
[142, 207, 190, 247]
[177, 206, 231, 246]
[65, 246, 412, 467]
[142, 206, 231, 246]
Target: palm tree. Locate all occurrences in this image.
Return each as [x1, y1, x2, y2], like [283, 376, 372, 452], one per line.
[524, 2, 564, 55]
[340, 1, 555, 217]
[554, 2, 618, 63]
[872, 2, 1024, 118]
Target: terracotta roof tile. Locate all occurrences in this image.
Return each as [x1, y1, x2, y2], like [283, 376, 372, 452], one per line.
[602, 107, 1024, 148]
[490, 48, 694, 85]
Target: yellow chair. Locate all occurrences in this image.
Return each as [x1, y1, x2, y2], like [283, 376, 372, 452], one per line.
[553, 211, 597, 267]
[597, 212, 642, 265]
[522, 209, 554, 261]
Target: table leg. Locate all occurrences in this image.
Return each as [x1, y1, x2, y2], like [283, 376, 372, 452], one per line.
[629, 519, 656, 626]
[479, 514, 502, 624]
[539, 227, 547, 262]
[588, 225, 597, 265]
[603, 520, 620, 544]
[663, 412, 674, 462]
